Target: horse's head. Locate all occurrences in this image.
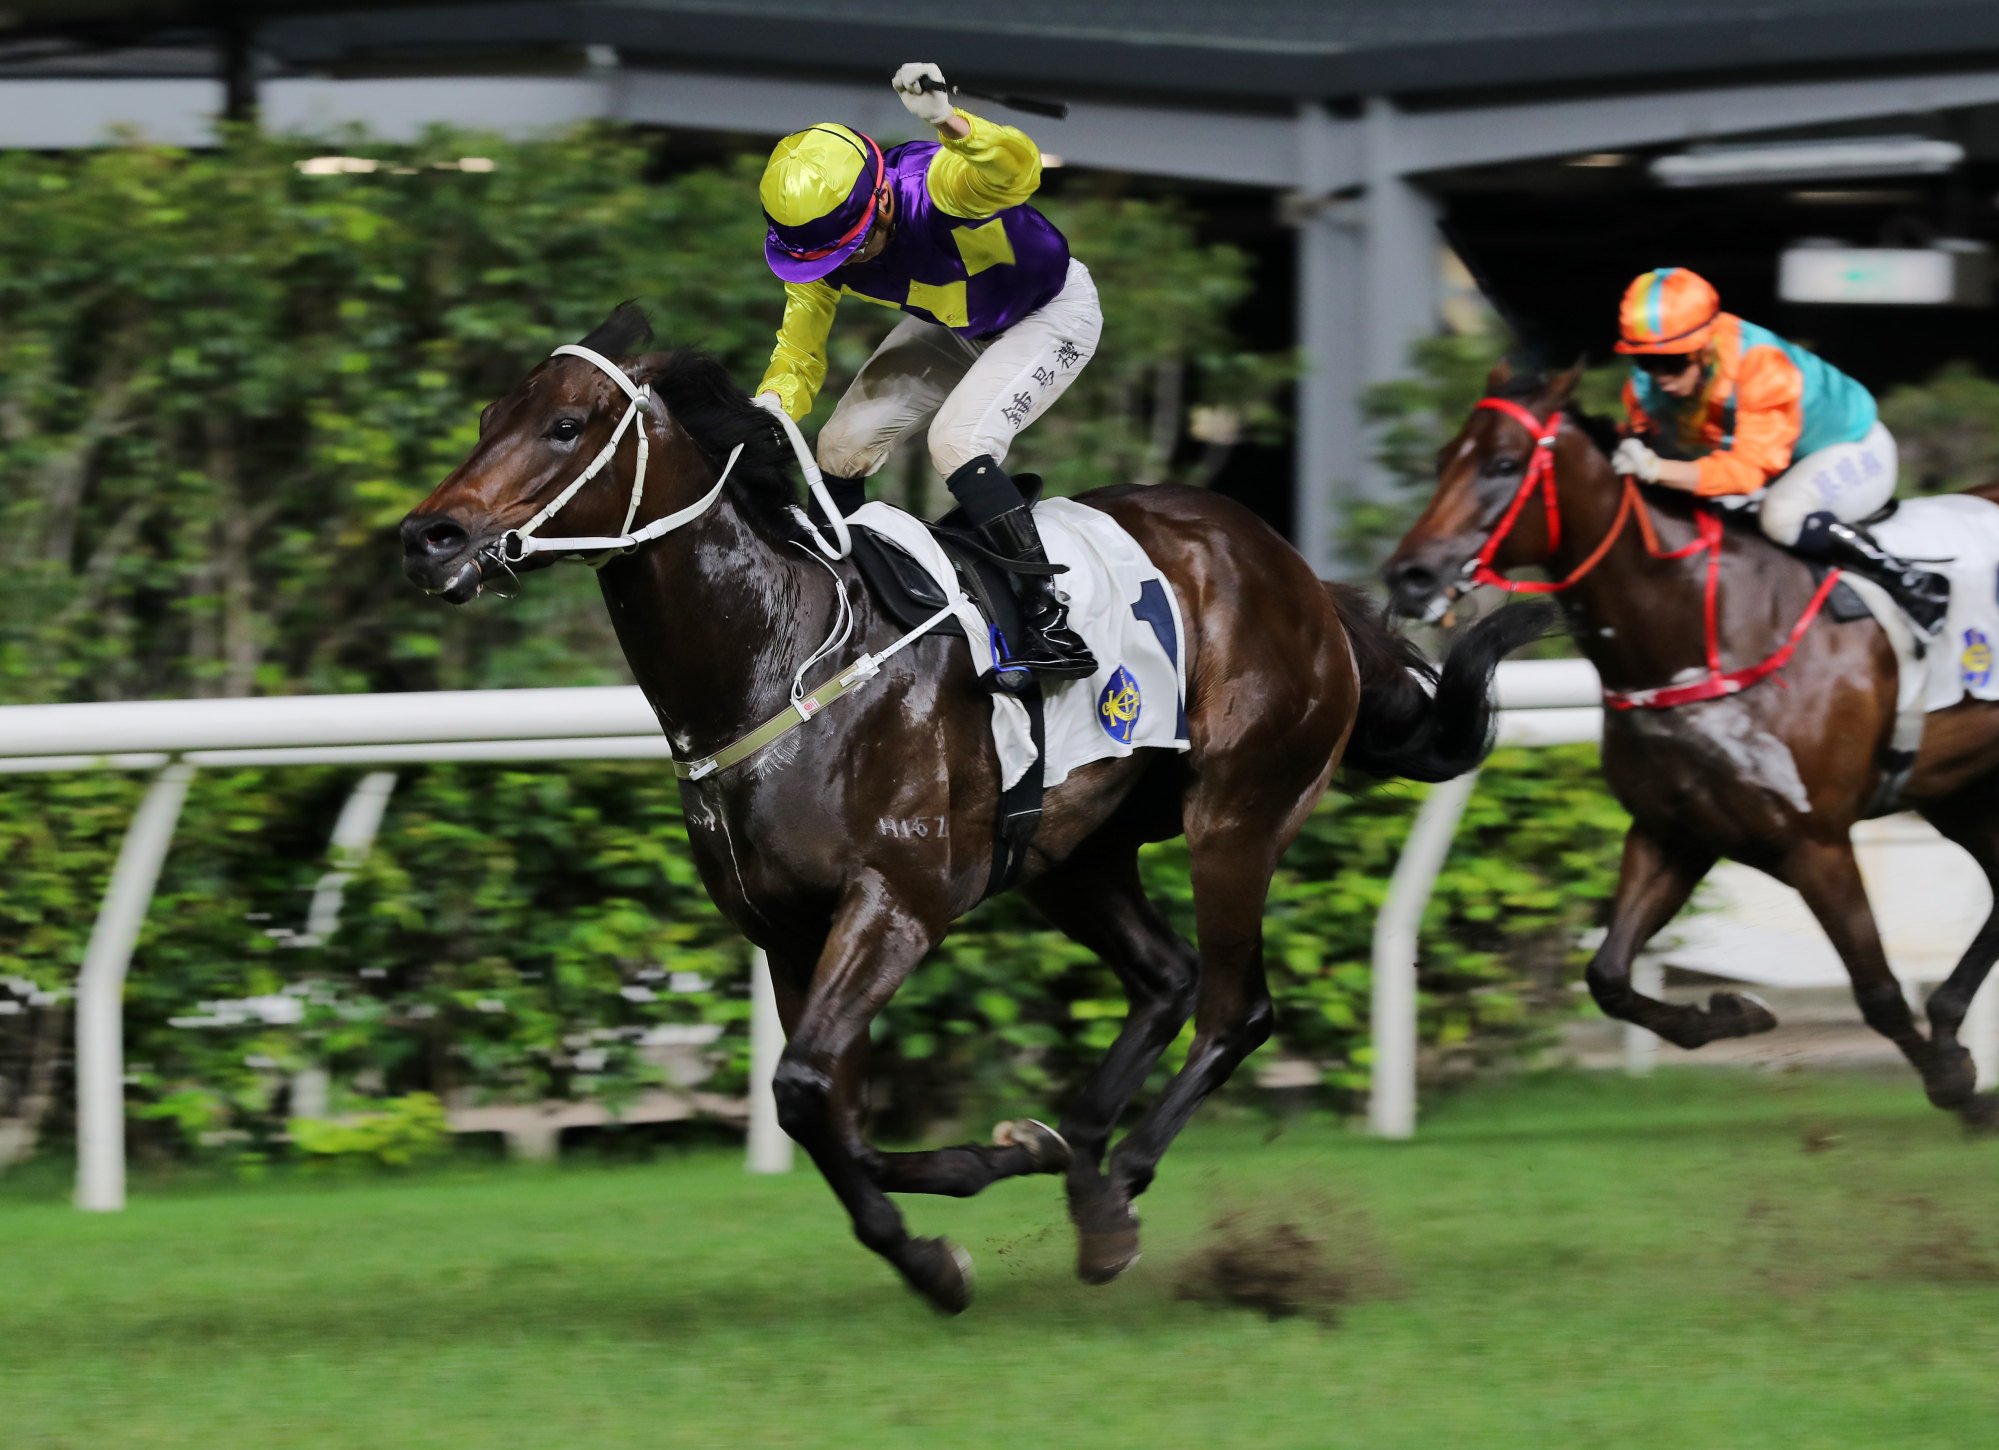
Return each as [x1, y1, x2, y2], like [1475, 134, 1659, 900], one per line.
[401, 304, 792, 603]
[1382, 361, 1593, 621]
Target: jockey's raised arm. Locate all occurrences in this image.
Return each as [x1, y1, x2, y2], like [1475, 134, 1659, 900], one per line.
[927, 108, 1045, 217]
[748, 61, 1103, 678]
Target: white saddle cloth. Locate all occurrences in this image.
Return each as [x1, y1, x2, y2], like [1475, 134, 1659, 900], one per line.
[1870, 493, 1999, 711]
[845, 496, 1192, 790]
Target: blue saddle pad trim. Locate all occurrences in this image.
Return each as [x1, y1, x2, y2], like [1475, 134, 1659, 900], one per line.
[1130, 578, 1187, 738]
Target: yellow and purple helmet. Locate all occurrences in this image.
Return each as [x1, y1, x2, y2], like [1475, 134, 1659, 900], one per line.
[760, 124, 886, 283]
[1615, 267, 1721, 355]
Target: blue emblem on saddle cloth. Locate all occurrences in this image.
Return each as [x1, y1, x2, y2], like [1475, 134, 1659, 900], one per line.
[1964, 628, 1995, 690]
[1097, 665, 1141, 743]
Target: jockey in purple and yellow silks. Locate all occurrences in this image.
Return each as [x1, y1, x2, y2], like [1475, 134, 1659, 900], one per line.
[754, 62, 1099, 678]
[1611, 267, 1948, 631]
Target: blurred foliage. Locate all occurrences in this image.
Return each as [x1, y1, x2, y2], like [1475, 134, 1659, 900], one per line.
[1877, 361, 1999, 497]
[289, 1092, 449, 1168]
[0, 125, 1287, 704]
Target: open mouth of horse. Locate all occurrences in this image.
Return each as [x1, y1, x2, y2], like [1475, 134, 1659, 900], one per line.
[400, 513, 514, 604]
[431, 552, 489, 604]
[1384, 552, 1472, 623]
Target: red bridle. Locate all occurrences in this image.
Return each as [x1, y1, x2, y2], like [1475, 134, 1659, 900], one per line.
[1468, 397, 1711, 594]
[1462, 396, 1842, 710]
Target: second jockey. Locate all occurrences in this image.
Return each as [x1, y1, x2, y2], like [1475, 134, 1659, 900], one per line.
[754, 62, 1099, 678]
[1609, 267, 1949, 632]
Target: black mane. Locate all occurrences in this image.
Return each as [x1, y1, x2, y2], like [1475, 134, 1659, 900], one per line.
[576, 303, 806, 540]
[643, 349, 808, 538]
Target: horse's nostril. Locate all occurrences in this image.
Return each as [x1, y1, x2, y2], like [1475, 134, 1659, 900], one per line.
[1386, 560, 1439, 598]
[404, 515, 470, 559]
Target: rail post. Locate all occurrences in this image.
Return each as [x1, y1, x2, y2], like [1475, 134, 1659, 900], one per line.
[75, 760, 196, 1211]
[1369, 770, 1480, 1139]
[746, 948, 792, 1173]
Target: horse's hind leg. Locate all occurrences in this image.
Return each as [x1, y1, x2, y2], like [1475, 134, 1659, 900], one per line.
[1021, 839, 1198, 1283]
[1586, 825, 1777, 1047]
[1912, 788, 1999, 1124]
[1785, 836, 1976, 1113]
[1101, 792, 1304, 1223]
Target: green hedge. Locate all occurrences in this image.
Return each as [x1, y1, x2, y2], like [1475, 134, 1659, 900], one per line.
[0, 746, 1627, 1158]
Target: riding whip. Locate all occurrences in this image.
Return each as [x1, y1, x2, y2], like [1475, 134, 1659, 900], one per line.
[917, 76, 1069, 121]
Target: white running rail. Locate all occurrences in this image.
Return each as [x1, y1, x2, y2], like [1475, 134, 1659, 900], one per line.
[14, 662, 1978, 1196]
[0, 686, 789, 1211]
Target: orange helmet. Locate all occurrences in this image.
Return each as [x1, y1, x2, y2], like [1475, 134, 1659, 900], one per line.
[1615, 267, 1721, 355]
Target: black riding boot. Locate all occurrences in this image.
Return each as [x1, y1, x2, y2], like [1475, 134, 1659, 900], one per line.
[945, 455, 1098, 679]
[807, 473, 867, 529]
[1795, 511, 1951, 634]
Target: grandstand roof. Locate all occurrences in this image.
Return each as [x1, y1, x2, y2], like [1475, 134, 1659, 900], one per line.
[10, 0, 1999, 105]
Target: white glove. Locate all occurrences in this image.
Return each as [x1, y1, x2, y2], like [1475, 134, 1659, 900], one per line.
[752, 390, 784, 415]
[1611, 437, 1662, 483]
[892, 62, 955, 126]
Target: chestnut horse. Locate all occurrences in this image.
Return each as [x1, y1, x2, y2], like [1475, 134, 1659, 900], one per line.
[1386, 364, 1999, 1127]
[399, 306, 1544, 1312]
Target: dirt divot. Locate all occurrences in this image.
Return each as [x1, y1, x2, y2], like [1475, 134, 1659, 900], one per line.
[1174, 1196, 1402, 1325]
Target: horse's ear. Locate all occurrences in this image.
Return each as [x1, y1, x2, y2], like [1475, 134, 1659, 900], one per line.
[1546, 356, 1586, 405]
[576, 300, 655, 357]
[1483, 359, 1513, 394]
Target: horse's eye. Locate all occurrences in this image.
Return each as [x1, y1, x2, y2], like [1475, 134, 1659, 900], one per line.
[547, 418, 582, 443]
[1489, 455, 1523, 477]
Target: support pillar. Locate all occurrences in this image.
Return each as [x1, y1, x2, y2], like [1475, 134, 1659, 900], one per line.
[1292, 103, 1363, 579]
[1292, 99, 1442, 577]
[1360, 98, 1444, 446]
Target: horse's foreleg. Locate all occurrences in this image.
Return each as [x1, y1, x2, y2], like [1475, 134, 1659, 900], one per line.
[772, 881, 974, 1314]
[837, 844, 1193, 1217]
[1785, 837, 1977, 1113]
[1586, 826, 1774, 1047]
[1024, 842, 1198, 1284]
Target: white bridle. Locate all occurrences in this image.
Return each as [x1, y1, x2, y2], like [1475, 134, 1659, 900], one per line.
[498, 343, 852, 564]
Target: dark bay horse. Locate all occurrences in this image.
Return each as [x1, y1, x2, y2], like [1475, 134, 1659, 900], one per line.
[1386, 363, 1999, 1127]
[399, 306, 1544, 1312]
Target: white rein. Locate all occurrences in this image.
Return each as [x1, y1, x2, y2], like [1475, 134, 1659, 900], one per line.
[499, 344, 852, 563]
[490, 343, 936, 782]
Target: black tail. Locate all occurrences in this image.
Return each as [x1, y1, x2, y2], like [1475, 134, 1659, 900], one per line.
[1328, 584, 1553, 783]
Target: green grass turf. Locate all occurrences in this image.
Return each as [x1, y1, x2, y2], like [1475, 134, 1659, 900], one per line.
[4, 1068, 1998, 1449]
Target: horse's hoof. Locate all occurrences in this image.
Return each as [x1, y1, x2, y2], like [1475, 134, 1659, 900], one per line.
[993, 1118, 1072, 1173]
[1925, 1045, 1979, 1110]
[1079, 1228, 1141, 1285]
[1075, 1208, 1142, 1285]
[903, 1236, 975, 1315]
[1708, 990, 1778, 1038]
[1956, 1093, 1999, 1135]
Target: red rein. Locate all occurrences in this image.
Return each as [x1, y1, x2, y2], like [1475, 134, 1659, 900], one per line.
[1468, 397, 1841, 710]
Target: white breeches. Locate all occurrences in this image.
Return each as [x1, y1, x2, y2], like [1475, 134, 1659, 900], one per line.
[815, 257, 1102, 480]
[1757, 421, 1899, 546]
